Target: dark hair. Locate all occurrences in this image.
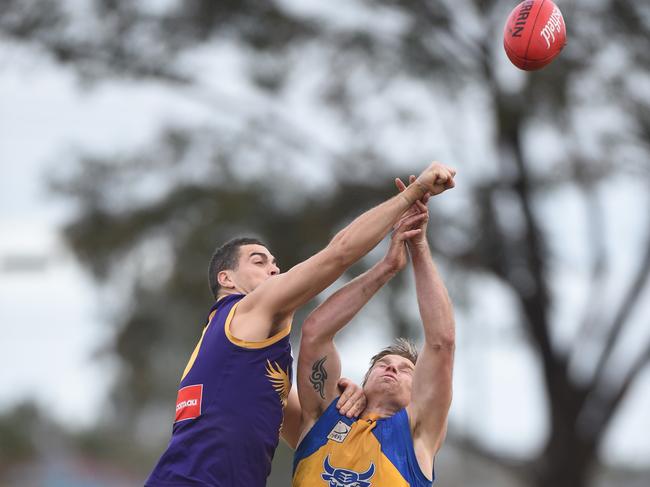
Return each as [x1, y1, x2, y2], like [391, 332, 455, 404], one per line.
[208, 237, 267, 298]
[362, 338, 419, 386]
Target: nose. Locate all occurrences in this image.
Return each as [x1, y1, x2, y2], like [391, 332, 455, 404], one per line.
[386, 363, 398, 373]
[270, 264, 280, 276]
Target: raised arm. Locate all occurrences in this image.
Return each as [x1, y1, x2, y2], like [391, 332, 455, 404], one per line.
[296, 215, 423, 437]
[408, 242, 454, 454]
[230, 162, 456, 340]
[399, 178, 455, 463]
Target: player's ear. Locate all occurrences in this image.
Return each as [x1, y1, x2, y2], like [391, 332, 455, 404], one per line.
[218, 270, 235, 289]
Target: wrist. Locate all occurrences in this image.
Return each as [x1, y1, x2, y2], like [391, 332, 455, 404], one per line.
[377, 259, 401, 278]
[408, 240, 430, 258]
[399, 182, 427, 206]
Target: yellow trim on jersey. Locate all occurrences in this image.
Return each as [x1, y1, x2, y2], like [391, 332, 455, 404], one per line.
[225, 301, 292, 349]
[180, 309, 217, 382]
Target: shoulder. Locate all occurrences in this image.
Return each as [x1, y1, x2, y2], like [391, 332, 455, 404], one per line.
[210, 293, 246, 320]
[379, 408, 412, 436]
[295, 398, 347, 457]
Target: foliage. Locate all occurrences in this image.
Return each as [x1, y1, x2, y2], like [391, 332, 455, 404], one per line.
[2, 1, 650, 486]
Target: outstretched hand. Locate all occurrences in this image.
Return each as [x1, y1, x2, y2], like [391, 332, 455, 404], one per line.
[383, 209, 427, 273]
[395, 175, 429, 249]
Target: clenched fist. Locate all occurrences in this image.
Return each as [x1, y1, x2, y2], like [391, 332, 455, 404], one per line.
[415, 162, 456, 196]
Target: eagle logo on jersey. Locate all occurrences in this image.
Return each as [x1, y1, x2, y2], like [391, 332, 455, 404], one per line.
[265, 359, 290, 407]
[321, 455, 375, 487]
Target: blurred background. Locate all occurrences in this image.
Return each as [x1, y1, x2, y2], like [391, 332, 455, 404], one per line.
[1, 0, 649, 486]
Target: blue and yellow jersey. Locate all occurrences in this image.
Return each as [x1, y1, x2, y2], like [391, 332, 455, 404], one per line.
[293, 398, 433, 487]
[146, 293, 293, 487]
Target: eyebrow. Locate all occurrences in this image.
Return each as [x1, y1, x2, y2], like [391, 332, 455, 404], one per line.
[249, 252, 277, 265]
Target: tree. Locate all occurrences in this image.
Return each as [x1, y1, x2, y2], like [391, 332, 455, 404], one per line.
[2, 1, 649, 485]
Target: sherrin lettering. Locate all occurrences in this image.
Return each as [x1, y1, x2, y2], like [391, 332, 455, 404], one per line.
[503, 0, 567, 71]
[540, 7, 564, 48]
[512, 0, 535, 37]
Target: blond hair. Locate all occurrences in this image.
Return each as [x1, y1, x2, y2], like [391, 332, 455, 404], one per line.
[362, 338, 419, 386]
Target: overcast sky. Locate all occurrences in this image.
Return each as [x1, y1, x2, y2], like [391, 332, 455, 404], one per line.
[1, 44, 649, 469]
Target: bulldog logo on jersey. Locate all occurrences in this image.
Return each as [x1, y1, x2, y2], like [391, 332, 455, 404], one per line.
[321, 455, 375, 487]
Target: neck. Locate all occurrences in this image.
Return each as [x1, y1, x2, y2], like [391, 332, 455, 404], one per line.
[359, 397, 403, 420]
[217, 289, 244, 301]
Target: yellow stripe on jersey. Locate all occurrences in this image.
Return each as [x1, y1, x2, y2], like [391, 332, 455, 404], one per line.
[180, 309, 217, 382]
[224, 301, 292, 349]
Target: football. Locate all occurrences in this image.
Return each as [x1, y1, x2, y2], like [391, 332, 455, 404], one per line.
[503, 0, 567, 71]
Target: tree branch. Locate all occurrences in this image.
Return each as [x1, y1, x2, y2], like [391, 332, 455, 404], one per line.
[603, 339, 650, 428]
[580, 338, 650, 442]
[569, 186, 608, 368]
[506, 112, 557, 373]
[447, 434, 532, 483]
[589, 217, 650, 390]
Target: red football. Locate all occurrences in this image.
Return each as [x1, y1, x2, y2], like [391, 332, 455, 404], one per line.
[503, 0, 567, 71]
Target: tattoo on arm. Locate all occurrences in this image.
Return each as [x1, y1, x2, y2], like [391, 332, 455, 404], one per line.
[310, 356, 328, 400]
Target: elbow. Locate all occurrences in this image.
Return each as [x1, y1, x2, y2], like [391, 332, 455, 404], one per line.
[301, 316, 319, 342]
[300, 316, 329, 344]
[426, 327, 455, 351]
[432, 337, 455, 352]
[442, 333, 456, 350]
[429, 306, 455, 350]
[441, 322, 456, 348]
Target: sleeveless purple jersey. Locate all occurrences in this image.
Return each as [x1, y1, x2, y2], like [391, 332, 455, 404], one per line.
[146, 294, 293, 486]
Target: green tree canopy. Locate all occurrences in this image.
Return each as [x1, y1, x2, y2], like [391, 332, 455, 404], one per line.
[2, 1, 649, 485]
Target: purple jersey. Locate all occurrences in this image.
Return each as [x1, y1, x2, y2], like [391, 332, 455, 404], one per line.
[146, 294, 293, 486]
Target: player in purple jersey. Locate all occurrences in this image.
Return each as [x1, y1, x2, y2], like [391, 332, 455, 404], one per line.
[146, 162, 456, 486]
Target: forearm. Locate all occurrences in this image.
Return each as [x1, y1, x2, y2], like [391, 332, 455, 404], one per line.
[302, 260, 398, 341]
[328, 183, 427, 268]
[410, 244, 455, 346]
[242, 182, 427, 322]
[298, 262, 394, 419]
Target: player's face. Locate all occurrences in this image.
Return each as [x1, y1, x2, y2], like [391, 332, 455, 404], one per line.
[363, 354, 415, 408]
[229, 244, 280, 294]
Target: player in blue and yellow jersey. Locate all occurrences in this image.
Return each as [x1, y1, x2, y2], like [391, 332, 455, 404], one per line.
[145, 163, 456, 487]
[293, 176, 455, 486]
